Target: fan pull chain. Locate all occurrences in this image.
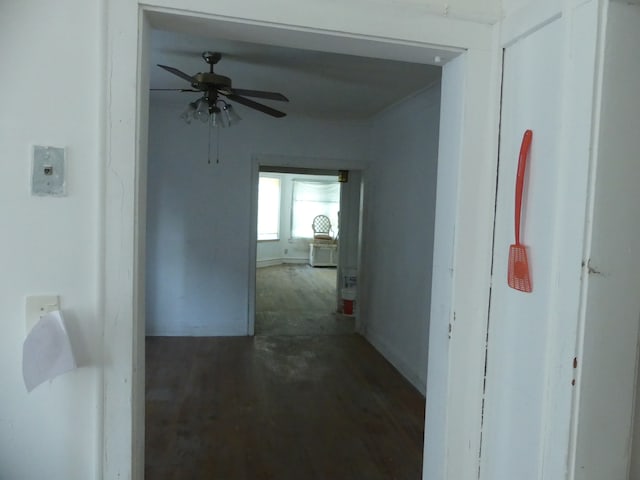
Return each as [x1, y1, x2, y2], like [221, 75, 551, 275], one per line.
[216, 124, 220, 164]
[207, 118, 213, 165]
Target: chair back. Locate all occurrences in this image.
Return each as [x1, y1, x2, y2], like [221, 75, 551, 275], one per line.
[312, 215, 333, 241]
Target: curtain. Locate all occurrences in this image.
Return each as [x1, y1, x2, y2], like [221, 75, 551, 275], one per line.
[291, 180, 340, 238]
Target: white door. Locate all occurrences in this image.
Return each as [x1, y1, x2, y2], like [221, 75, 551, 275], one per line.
[481, 17, 567, 480]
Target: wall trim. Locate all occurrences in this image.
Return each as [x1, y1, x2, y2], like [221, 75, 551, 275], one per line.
[256, 258, 308, 268]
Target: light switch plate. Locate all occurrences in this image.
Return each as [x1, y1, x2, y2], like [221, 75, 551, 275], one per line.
[25, 295, 60, 332]
[32, 146, 66, 196]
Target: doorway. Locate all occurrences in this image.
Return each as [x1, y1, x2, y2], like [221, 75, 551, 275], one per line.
[144, 34, 438, 476]
[103, 5, 501, 479]
[254, 168, 352, 336]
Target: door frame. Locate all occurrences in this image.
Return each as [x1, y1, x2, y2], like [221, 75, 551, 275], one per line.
[103, 3, 502, 478]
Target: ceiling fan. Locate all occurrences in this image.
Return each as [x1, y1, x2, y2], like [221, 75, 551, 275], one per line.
[156, 51, 289, 121]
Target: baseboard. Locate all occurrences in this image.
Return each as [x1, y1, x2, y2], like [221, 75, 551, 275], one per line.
[282, 258, 307, 265]
[365, 329, 427, 395]
[257, 258, 283, 268]
[256, 257, 308, 268]
[145, 328, 247, 337]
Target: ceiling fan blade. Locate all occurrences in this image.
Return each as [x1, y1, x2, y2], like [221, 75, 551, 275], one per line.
[225, 93, 287, 118]
[150, 88, 200, 92]
[229, 88, 289, 102]
[157, 64, 196, 84]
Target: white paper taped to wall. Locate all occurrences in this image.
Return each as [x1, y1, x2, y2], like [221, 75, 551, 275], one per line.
[22, 310, 77, 392]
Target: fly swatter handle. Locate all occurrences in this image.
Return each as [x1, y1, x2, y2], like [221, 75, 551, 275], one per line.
[515, 130, 533, 245]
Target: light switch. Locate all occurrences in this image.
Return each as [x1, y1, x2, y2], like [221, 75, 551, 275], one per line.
[32, 146, 66, 196]
[25, 295, 60, 332]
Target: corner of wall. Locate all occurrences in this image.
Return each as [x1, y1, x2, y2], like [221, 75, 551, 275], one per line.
[365, 328, 427, 394]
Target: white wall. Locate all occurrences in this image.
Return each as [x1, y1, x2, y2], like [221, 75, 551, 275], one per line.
[575, 3, 640, 479]
[360, 85, 441, 393]
[0, 1, 102, 479]
[256, 172, 340, 266]
[146, 100, 368, 336]
[375, 0, 500, 22]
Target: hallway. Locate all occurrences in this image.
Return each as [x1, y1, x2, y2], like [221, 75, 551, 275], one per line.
[145, 265, 425, 479]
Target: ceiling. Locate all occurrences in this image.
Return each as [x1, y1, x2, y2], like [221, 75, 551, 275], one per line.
[150, 29, 443, 120]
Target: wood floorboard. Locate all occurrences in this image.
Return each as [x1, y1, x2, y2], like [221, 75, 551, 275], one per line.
[255, 264, 354, 336]
[146, 265, 424, 479]
[146, 335, 425, 479]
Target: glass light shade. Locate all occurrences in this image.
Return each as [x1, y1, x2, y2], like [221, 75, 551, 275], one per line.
[195, 99, 210, 123]
[217, 104, 229, 127]
[179, 101, 198, 124]
[222, 104, 242, 126]
[180, 99, 241, 129]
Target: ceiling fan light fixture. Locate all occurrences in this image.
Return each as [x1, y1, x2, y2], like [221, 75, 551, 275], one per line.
[180, 101, 198, 124]
[222, 102, 242, 127]
[195, 98, 210, 123]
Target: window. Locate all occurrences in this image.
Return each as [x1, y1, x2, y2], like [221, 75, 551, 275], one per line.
[257, 175, 281, 240]
[291, 179, 340, 238]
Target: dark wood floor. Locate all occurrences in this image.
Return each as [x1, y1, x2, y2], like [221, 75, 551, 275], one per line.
[146, 265, 425, 479]
[146, 336, 425, 479]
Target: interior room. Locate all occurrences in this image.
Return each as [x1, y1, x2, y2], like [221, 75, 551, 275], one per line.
[255, 170, 351, 336]
[144, 28, 442, 478]
[6, 2, 640, 479]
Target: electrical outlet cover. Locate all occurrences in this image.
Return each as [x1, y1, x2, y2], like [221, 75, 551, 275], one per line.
[32, 145, 66, 196]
